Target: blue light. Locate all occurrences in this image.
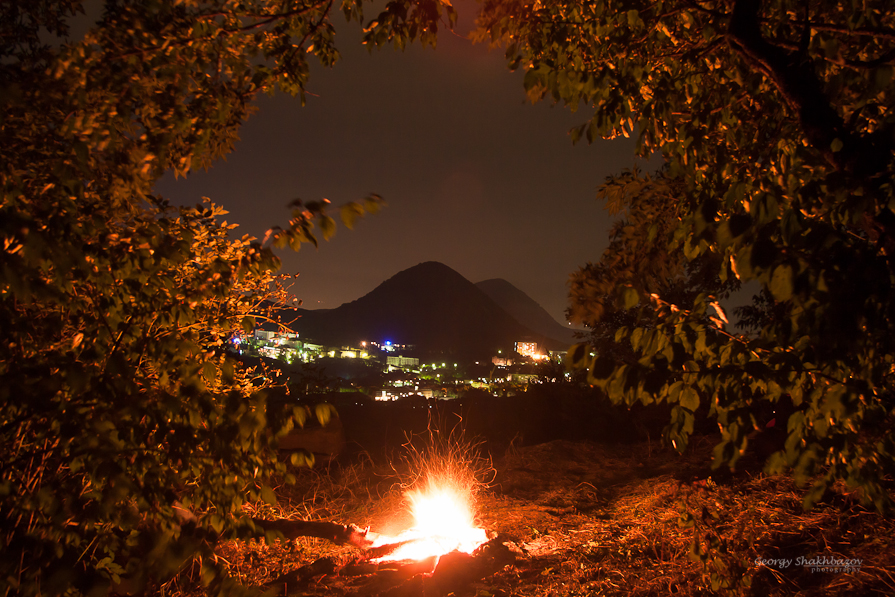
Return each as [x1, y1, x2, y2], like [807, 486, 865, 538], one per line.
[385, 340, 391, 346]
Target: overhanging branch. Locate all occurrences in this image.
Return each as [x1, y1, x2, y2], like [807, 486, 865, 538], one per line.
[726, 0, 851, 170]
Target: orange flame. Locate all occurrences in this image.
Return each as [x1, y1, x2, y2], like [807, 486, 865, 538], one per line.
[371, 476, 488, 562]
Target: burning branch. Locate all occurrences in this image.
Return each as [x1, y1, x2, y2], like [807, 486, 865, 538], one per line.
[376, 536, 517, 597]
[264, 536, 518, 597]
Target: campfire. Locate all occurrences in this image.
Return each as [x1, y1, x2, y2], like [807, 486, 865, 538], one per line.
[256, 431, 517, 596]
[368, 472, 490, 562]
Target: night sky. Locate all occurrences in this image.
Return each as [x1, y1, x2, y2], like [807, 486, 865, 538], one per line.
[154, 8, 652, 325]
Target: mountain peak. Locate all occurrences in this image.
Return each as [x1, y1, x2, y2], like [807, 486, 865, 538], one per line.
[378, 261, 467, 285]
[289, 262, 571, 357]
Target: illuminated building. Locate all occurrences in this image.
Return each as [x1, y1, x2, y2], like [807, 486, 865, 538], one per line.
[515, 341, 548, 360]
[515, 341, 538, 357]
[387, 355, 420, 369]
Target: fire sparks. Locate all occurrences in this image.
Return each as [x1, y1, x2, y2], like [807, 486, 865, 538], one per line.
[366, 423, 493, 562]
[371, 476, 488, 562]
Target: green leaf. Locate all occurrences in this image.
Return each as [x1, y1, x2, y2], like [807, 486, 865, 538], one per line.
[364, 194, 384, 214]
[319, 215, 336, 241]
[260, 485, 277, 506]
[209, 514, 224, 534]
[588, 355, 616, 384]
[340, 202, 364, 229]
[314, 402, 337, 426]
[290, 450, 315, 468]
[631, 327, 644, 350]
[769, 264, 794, 301]
[803, 480, 828, 510]
[565, 342, 590, 369]
[202, 361, 217, 384]
[679, 387, 699, 412]
[780, 210, 801, 243]
[622, 287, 639, 309]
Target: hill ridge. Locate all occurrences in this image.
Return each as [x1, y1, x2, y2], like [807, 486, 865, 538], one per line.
[285, 262, 569, 358]
[475, 277, 578, 345]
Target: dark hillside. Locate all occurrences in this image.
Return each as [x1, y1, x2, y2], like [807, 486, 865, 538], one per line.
[284, 262, 564, 358]
[475, 277, 579, 345]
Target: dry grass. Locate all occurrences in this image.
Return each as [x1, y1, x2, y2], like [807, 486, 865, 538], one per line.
[163, 437, 895, 597]
[474, 438, 895, 597]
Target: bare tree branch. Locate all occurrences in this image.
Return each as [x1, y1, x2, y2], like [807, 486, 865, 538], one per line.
[252, 517, 372, 547]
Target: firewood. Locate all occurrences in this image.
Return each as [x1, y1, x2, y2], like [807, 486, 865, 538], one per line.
[266, 556, 337, 589]
[349, 556, 439, 595]
[376, 537, 517, 597]
[252, 518, 372, 547]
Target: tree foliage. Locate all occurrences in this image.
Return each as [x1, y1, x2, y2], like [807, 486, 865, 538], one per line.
[0, 1, 454, 595]
[568, 168, 738, 366]
[476, 0, 895, 509]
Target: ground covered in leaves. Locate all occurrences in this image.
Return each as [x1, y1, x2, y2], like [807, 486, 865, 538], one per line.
[174, 437, 895, 596]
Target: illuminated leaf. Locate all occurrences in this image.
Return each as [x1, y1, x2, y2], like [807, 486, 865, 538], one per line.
[290, 450, 315, 468]
[679, 387, 699, 412]
[314, 402, 337, 426]
[319, 215, 336, 241]
[340, 202, 364, 229]
[260, 485, 277, 506]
